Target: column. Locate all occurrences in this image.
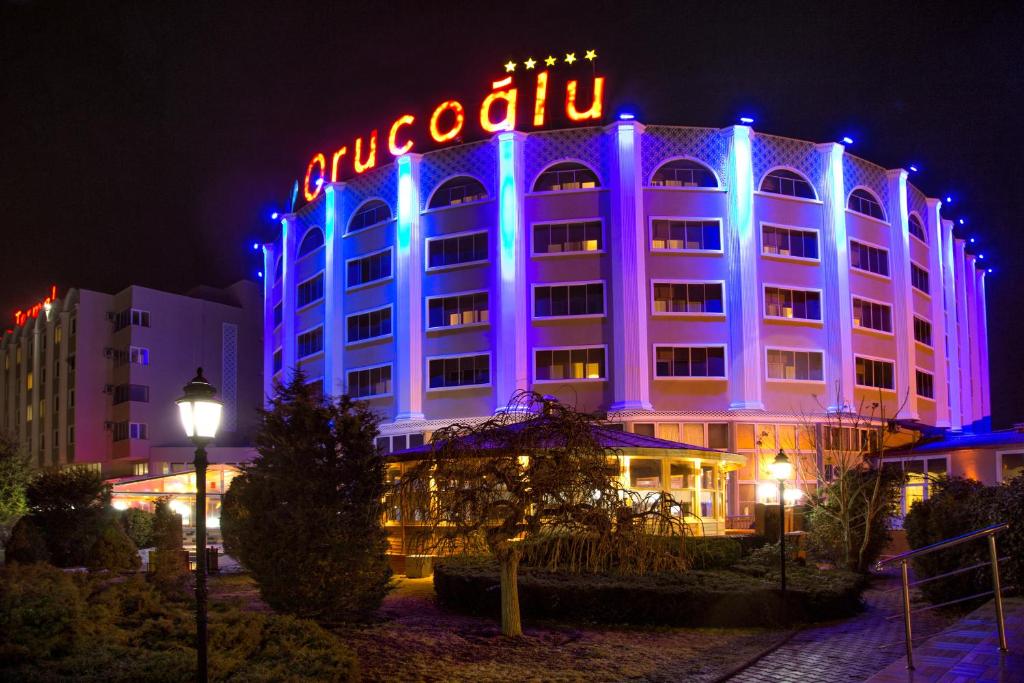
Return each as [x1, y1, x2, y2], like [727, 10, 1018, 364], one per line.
[885, 170, 918, 419]
[816, 143, 855, 411]
[280, 215, 298, 380]
[30, 327, 40, 466]
[394, 154, 425, 421]
[56, 308, 69, 465]
[724, 125, 763, 410]
[261, 242, 277, 403]
[608, 120, 652, 411]
[940, 220, 962, 431]
[493, 132, 528, 411]
[976, 269, 991, 425]
[953, 238, 972, 429]
[323, 183, 346, 399]
[964, 253, 983, 427]
[924, 199, 950, 427]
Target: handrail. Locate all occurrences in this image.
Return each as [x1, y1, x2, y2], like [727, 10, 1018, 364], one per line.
[876, 522, 1008, 570]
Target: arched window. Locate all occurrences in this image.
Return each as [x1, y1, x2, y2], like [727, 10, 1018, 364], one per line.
[848, 188, 886, 221]
[348, 200, 392, 233]
[297, 227, 324, 257]
[651, 159, 718, 188]
[908, 214, 927, 243]
[533, 162, 600, 192]
[760, 169, 816, 199]
[274, 256, 283, 281]
[428, 176, 488, 208]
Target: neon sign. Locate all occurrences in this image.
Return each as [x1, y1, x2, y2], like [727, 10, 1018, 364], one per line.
[302, 53, 606, 202]
[14, 285, 58, 326]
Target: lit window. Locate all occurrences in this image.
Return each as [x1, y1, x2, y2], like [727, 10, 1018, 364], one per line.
[762, 225, 819, 260]
[427, 292, 488, 329]
[346, 307, 391, 344]
[533, 162, 600, 192]
[297, 227, 325, 256]
[850, 240, 890, 277]
[655, 346, 726, 378]
[852, 298, 893, 333]
[130, 346, 149, 365]
[855, 356, 895, 390]
[428, 354, 490, 389]
[760, 169, 816, 199]
[766, 349, 824, 381]
[652, 282, 724, 315]
[535, 347, 606, 381]
[348, 200, 392, 233]
[428, 176, 488, 208]
[426, 231, 488, 269]
[1001, 453, 1024, 482]
[298, 327, 324, 357]
[650, 159, 717, 188]
[347, 365, 391, 398]
[651, 220, 721, 252]
[764, 287, 821, 321]
[533, 220, 602, 254]
[347, 249, 392, 288]
[848, 189, 886, 221]
[909, 214, 927, 243]
[534, 283, 604, 318]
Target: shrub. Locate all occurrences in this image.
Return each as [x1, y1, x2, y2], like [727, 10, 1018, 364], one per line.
[519, 533, 743, 574]
[433, 557, 864, 627]
[87, 521, 141, 572]
[5, 517, 50, 564]
[23, 467, 112, 567]
[0, 563, 85, 662]
[119, 508, 156, 549]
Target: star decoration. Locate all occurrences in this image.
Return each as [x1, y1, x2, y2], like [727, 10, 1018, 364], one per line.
[565, 52, 577, 64]
[504, 60, 517, 72]
[544, 55, 557, 67]
[584, 49, 597, 61]
[524, 57, 537, 70]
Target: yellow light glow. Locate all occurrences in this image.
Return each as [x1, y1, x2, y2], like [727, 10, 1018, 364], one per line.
[388, 114, 415, 156]
[480, 82, 517, 133]
[544, 55, 557, 67]
[533, 70, 548, 127]
[504, 60, 517, 72]
[303, 153, 326, 201]
[330, 146, 348, 182]
[564, 52, 576, 64]
[584, 49, 597, 61]
[353, 130, 377, 173]
[524, 57, 537, 70]
[429, 100, 465, 142]
[565, 77, 604, 121]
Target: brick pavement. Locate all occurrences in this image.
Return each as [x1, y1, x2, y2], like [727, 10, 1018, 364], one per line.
[726, 571, 959, 683]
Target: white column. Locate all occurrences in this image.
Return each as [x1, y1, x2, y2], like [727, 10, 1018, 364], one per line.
[976, 269, 991, 424]
[608, 121, 652, 411]
[924, 199, 950, 426]
[965, 253, 983, 427]
[886, 169, 918, 419]
[323, 183, 346, 399]
[261, 243, 277, 402]
[395, 154, 425, 421]
[280, 214, 298, 380]
[953, 238, 972, 429]
[724, 125, 763, 410]
[494, 132, 528, 411]
[816, 143, 855, 411]
[940, 220, 962, 431]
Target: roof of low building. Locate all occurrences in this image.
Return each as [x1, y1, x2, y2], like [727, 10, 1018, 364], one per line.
[885, 428, 1024, 456]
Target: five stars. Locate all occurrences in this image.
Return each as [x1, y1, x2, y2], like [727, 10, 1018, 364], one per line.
[524, 57, 537, 70]
[504, 60, 517, 73]
[504, 50, 596, 72]
[564, 52, 576, 64]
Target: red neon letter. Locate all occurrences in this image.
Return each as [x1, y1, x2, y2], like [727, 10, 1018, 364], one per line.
[330, 146, 348, 182]
[354, 130, 377, 174]
[533, 70, 549, 127]
[480, 78, 517, 133]
[388, 115, 415, 156]
[566, 76, 605, 121]
[303, 153, 326, 201]
[429, 100, 465, 143]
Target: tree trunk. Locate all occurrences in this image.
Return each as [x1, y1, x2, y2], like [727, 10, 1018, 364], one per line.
[498, 548, 522, 637]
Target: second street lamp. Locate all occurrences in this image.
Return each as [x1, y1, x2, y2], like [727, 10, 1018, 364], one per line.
[176, 368, 223, 683]
[769, 449, 793, 598]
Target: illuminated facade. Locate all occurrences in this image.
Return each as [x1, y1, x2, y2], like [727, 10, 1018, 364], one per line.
[0, 282, 262, 477]
[264, 123, 991, 517]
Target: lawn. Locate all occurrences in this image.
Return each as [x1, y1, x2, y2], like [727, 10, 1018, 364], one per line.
[210, 573, 791, 683]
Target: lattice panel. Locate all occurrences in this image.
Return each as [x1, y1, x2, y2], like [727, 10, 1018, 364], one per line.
[843, 154, 890, 209]
[907, 182, 927, 218]
[642, 126, 729, 188]
[221, 322, 238, 433]
[346, 164, 398, 212]
[751, 133, 824, 193]
[420, 141, 496, 209]
[524, 127, 610, 190]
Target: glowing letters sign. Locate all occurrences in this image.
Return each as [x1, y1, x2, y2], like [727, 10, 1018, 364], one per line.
[302, 57, 606, 202]
[13, 285, 58, 326]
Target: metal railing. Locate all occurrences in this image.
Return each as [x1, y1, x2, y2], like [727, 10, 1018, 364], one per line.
[876, 522, 1010, 670]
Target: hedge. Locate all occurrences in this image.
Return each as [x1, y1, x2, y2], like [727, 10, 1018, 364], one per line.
[434, 557, 865, 627]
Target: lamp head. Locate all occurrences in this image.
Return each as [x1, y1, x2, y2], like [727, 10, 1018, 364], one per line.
[176, 367, 222, 443]
[769, 449, 793, 481]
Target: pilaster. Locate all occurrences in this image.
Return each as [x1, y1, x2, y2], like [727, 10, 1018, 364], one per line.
[886, 169, 918, 419]
[280, 215, 298, 380]
[323, 183, 346, 399]
[965, 254, 983, 426]
[924, 199, 950, 427]
[394, 155, 425, 421]
[261, 243, 276, 403]
[953, 238, 972, 428]
[940, 220, 962, 430]
[976, 269, 991, 423]
[607, 121, 652, 411]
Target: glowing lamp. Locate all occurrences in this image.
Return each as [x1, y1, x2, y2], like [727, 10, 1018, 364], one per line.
[909, 165, 918, 172]
[841, 136, 854, 145]
[959, 218, 966, 225]
[112, 500, 129, 511]
[271, 211, 279, 220]
[257, 271, 263, 278]
[979, 253, 985, 259]
[618, 112, 635, 120]
[739, 116, 754, 124]
[988, 268, 993, 274]
[970, 237, 976, 243]
[176, 368, 222, 443]
[252, 242, 259, 251]
[945, 195, 953, 203]
[316, 177, 324, 187]
[769, 449, 792, 481]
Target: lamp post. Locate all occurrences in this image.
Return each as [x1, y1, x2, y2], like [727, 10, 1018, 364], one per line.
[176, 368, 222, 683]
[769, 449, 792, 598]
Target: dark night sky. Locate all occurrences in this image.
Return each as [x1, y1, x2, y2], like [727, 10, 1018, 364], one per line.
[2, 1, 1022, 426]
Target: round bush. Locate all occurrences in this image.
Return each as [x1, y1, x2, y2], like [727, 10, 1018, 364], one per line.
[87, 521, 141, 572]
[0, 563, 85, 662]
[5, 517, 50, 565]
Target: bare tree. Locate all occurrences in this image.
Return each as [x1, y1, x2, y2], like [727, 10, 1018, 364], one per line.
[394, 392, 688, 637]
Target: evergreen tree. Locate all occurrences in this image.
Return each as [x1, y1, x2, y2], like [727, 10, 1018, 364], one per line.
[221, 374, 391, 623]
[0, 432, 30, 549]
[23, 467, 111, 567]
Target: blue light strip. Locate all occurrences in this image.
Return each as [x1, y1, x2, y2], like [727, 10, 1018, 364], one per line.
[397, 155, 413, 251]
[498, 133, 517, 285]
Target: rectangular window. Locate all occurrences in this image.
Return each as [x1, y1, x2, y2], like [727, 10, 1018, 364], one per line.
[347, 365, 392, 398]
[534, 282, 604, 318]
[911, 263, 930, 294]
[1000, 453, 1024, 482]
[707, 423, 729, 449]
[427, 231, 488, 269]
[129, 346, 149, 365]
[68, 425, 74, 444]
[766, 349, 824, 381]
[850, 240, 890, 276]
[273, 349, 282, 373]
[428, 354, 490, 389]
[298, 327, 324, 357]
[852, 298, 893, 333]
[762, 225, 819, 260]
[535, 347, 606, 381]
[916, 370, 935, 399]
[533, 220, 603, 254]
[764, 287, 821, 321]
[427, 291, 488, 329]
[273, 302, 282, 327]
[654, 346, 727, 378]
[113, 384, 150, 405]
[115, 309, 151, 331]
[297, 273, 325, 307]
[652, 282, 724, 314]
[113, 421, 149, 442]
[914, 317, 932, 346]
[347, 248, 392, 288]
[346, 307, 392, 344]
[651, 219, 721, 252]
[856, 356, 895, 390]
[133, 462, 150, 476]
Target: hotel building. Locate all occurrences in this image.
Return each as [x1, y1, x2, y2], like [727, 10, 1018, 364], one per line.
[1, 281, 262, 478]
[263, 122, 991, 522]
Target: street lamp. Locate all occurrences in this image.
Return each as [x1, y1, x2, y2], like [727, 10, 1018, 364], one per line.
[769, 449, 793, 597]
[176, 368, 222, 683]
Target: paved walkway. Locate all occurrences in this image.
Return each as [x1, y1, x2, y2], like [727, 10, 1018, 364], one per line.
[866, 596, 1024, 682]
[727, 571, 958, 683]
